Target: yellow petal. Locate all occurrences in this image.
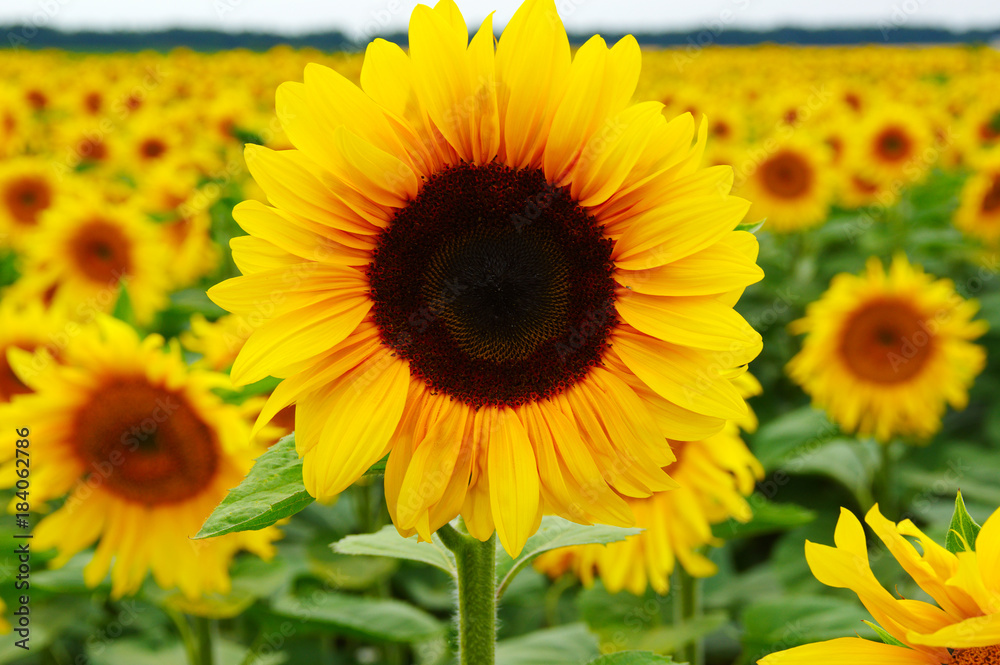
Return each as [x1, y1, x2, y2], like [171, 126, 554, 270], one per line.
[906, 612, 1000, 648]
[611, 327, 748, 420]
[977, 506, 1000, 592]
[617, 291, 761, 355]
[613, 193, 751, 271]
[757, 637, 938, 665]
[543, 34, 640, 183]
[487, 408, 540, 557]
[615, 231, 763, 296]
[495, 0, 571, 168]
[301, 348, 410, 500]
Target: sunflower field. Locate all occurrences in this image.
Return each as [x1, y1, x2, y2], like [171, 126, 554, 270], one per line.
[2, 2, 1000, 664]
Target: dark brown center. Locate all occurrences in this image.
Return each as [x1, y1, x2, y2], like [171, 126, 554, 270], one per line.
[981, 175, 1000, 214]
[839, 298, 934, 383]
[4, 176, 52, 226]
[874, 127, 912, 162]
[761, 151, 813, 199]
[68, 219, 133, 284]
[368, 162, 616, 409]
[953, 644, 1000, 665]
[74, 379, 220, 505]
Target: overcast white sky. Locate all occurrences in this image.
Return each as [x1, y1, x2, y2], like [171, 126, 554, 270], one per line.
[3, 0, 1000, 36]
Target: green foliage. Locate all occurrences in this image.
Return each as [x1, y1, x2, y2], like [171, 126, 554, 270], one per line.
[495, 624, 600, 665]
[588, 653, 680, 664]
[945, 491, 982, 553]
[862, 620, 909, 648]
[495, 518, 643, 598]
[195, 435, 314, 539]
[269, 592, 444, 643]
[334, 525, 457, 576]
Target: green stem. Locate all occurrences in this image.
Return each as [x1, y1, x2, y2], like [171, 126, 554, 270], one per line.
[874, 439, 899, 518]
[674, 568, 704, 665]
[164, 608, 199, 665]
[195, 616, 215, 665]
[438, 523, 497, 665]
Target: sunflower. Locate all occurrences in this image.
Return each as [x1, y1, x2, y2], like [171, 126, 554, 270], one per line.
[15, 193, 171, 325]
[0, 157, 64, 250]
[757, 502, 1000, 665]
[0, 316, 280, 600]
[852, 105, 935, 185]
[209, 0, 763, 556]
[787, 255, 987, 442]
[738, 138, 834, 232]
[533, 373, 763, 594]
[954, 153, 1000, 245]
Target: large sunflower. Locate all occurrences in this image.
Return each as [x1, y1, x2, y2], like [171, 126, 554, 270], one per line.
[787, 255, 986, 442]
[0, 316, 280, 599]
[533, 373, 764, 594]
[209, 0, 763, 556]
[758, 503, 1000, 665]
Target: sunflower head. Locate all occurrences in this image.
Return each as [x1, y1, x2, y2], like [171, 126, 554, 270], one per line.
[738, 137, 834, 233]
[210, 0, 763, 556]
[18, 193, 171, 325]
[0, 316, 280, 600]
[787, 255, 987, 442]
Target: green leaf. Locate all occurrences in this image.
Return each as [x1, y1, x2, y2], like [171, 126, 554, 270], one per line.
[862, 620, 909, 648]
[270, 592, 443, 643]
[195, 434, 313, 539]
[735, 218, 766, 234]
[713, 499, 816, 539]
[112, 279, 135, 325]
[945, 491, 982, 553]
[169, 288, 226, 317]
[495, 516, 642, 599]
[633, 611, 728, 653]
[334, 525, 457, 577]
[588, 653, 679, 664]
[495, 624, 600, 665]
[363, 456, 388, 478]
[742, 595, 876, 661]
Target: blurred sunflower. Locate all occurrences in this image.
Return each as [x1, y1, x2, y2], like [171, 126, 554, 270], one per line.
[17, 194, 170, 324]
[954, 153, 1000, 245]
[0, 316, 280, 600]
[739, 138, 834, 232]
[787, 255, 986, 442]
[534, 373, 763, 595]
[852, 106, 935, 184]
[758, 502, 1000, 665]
[209, 0, 763, 555]
[0, 157, 62, 250]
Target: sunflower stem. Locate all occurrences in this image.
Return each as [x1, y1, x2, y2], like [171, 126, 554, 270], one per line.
[874, 438, 900, 518]
[195, 616, 215, 665]
[674, 568, 704, 665]
[438, 523, 496, 665]
[164, 608, 199, 665]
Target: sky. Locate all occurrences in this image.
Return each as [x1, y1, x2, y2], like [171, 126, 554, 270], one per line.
[3, 0, 1000, 36]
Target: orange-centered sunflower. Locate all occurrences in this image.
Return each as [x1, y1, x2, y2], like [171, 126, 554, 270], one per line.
[787, 256, 986, 442]
[0, 316, 280, 599]
[209, 0, 763, 556]
[758, 502, 1000, 665]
